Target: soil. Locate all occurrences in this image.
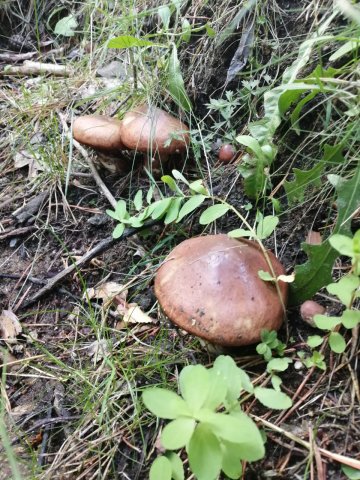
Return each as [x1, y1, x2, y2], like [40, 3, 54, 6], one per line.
[1, 1, 359, 479]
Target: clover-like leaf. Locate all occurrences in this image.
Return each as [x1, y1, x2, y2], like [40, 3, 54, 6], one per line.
[142, 388, 191, 419]
[179, 365, 210, 412]
[187, 424, 222, 480]
[149, 456, 172, 480]
[254, 387, 292, 409]
[161, 417, 196, 450]
[329, 332, 346, 353]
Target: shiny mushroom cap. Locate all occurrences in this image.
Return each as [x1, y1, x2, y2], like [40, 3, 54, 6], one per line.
[120, 104, 190, 157]
[73, 115, 124, 151]
[154, 234, 288, 347]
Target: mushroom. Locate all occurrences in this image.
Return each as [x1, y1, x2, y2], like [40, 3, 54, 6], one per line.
[73, 115, 124, 152]
[120, 104, 190, 169]
[218, 143, 236, 163]
[154, 234, 288, 347]
[300, 300, 325, 327]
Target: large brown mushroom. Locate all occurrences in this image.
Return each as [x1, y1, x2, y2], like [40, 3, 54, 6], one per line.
[154, 234, 288, 347]
[120, 104, 190, 168]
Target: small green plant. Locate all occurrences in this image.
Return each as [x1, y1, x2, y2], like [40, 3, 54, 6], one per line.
[312, 230, 360, 354]
[256, 329, 286, 362]
[143, 355, 292, 480]
[298, 349, 326, 371]
[106, 170, 279, 244]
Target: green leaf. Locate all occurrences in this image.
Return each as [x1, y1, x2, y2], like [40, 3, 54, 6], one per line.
[181, 19, 192, 43]
[329, 332, 346, 354]
[142, 388, 191, 419]
[147, 185, 155, 204]
[224, 411, 265, 461]
[179, 365, 210, 412]
[172, 169, 189, 185]
[106, 209, 119, 221]
[212, 356, 243, 404]
[236, 135, 265, 161]
[271, 375, 282, 392]
[202, 412, 259, 447]
[290, 165, 360, 304]
[161, 417, 196, 450]
[54, 14, 78, 37]
[258, 270, 274, 282]
[112, 223, 125, 239]
[327, 274, 360, 307]
[313, 314, 342, 330]
[199, 204, 229, 225]
[266, 358, 292, 373]
[164, 198, 183, 225]
[329, 234, 354, 257]
[108, 35, 157, 49]
[341, 309, 360, 329]
[150, 456, 172, 480]
[342, 465, 360, 480]
[306, 335, 324, 348]
[189, 179, 208, 195]
[151, 198, 173, 220]
[167, 44, 192, 112]
[228, 228, 252, 238]
[176, 195, 206, 222]
[166, 452, 185, 480]
[187, 424, 222, 480]
[158, 5, 171, 30]
[254, 387, 292, 409]
[203, 368, 227, 410]
[256, 214, 279, 239]
[161, 175, 181, 193]
[329, 40, 360, 62]
[115, 200, 127, 219]
[221, 446, 242, 479]
[133, 190, 143, 211]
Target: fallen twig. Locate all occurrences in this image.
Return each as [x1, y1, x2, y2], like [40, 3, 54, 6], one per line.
[253, 415, 360, 470]
[20, 220, 159, 309]
[1, 60, 73, 77]
[0, 225, 37, 240]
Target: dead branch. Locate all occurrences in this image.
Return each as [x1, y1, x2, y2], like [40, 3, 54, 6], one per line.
[1, 60, 73, 77]
[20, 220, 159, 309]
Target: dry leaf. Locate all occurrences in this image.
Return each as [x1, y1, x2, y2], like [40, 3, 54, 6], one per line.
[0, 310, 22, 340]
[123, 303, 155, 324]
[86, 282, 128, 304]
[13, 150, 45, 178]
[87, 339, 110, 363]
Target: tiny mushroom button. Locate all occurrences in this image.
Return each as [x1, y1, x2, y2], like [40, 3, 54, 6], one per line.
[154, 234, 288, 347]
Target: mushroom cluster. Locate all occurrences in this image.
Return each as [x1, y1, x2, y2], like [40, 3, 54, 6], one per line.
[154, 234, 288, 347]
[73, 104, 189, 172]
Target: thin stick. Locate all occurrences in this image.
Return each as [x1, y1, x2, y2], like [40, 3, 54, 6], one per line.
[1, 60, 73, 77]
[253, 415, 360, 470]
[20, 220, 159, 309]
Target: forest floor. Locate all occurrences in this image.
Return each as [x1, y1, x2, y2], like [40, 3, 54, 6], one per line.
[0, 1, 359, 479]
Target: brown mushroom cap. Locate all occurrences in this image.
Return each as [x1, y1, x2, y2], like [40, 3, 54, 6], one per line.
[120, 104, 190, 157]
[154, 234, 288, 347]
[218, 144, 236, 163]
[73, 115, 124, 151]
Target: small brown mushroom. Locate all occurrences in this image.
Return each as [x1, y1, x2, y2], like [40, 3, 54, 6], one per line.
[120, 104, 190, 169]
[300, 300, 325, 327]
[154, 234, 288, 347]
[73, 115, 124, 152]
[218, 143, 236, 163]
